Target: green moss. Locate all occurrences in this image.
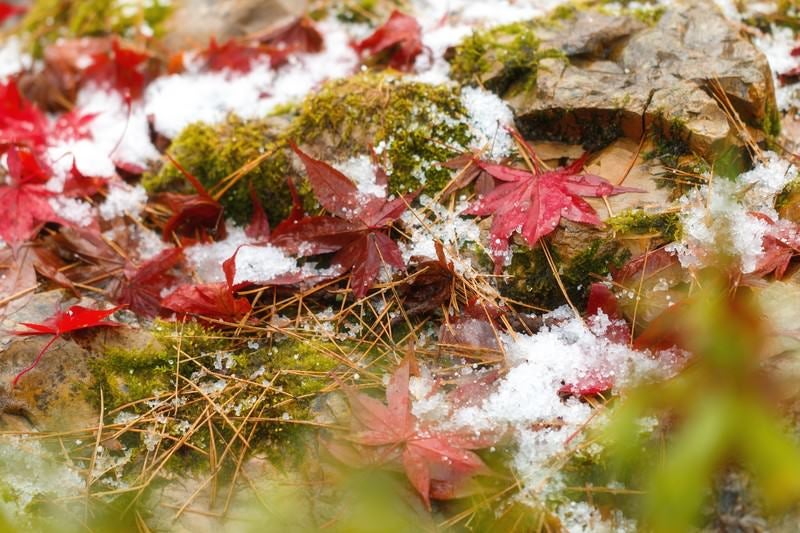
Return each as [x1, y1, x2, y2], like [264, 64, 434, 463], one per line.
[285, 72, 473, 196]
[762, 100, 782, 141]
[449, 21, 566, 95]
[146, 73, 473, 220]
[607, 209, 681, 242]
[19, 0, 171, 56]
[776, 177, 800, 211]
[142, 115, 315, 225]
[89, 321, 344, 473]
[501, 237, 629, 309]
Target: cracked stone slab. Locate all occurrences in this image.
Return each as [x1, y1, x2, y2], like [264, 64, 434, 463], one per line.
[497, 0, 775, 155]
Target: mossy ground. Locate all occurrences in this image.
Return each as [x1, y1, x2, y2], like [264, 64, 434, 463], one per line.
[145, 72, 473, 222]
[501, 235, 630, 309]
[449, 20, 565, 96]
[19, 0, 171, 56]
[88, 321, 341, 471]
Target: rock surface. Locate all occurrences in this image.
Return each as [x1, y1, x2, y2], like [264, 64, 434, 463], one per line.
[162, 0, 304, 52]
[500, 1, 776, 155]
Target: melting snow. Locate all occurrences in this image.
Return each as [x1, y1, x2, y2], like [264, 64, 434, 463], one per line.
[417, 308, 677, 497]
[145, 19, 359, 138]
[461, 85, 515, 159]
[334, 155, 387, 198]
[668, 153, 798, 273]
[99, 183, 149, 220]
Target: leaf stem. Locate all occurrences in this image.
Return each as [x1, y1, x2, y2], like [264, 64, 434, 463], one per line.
[13, 334, 60, 387]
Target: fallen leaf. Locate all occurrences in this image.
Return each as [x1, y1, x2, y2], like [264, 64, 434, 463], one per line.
[13, 304, 124, 385]
[464, 129, 640, 272]
[271, 144, 414, 298]
[161, 282, 251, 322]
[355, 10, 424, 72]
[0, 147, 66, 245]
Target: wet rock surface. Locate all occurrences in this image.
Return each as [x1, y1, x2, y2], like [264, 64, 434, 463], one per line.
[497, 1, 776, 155]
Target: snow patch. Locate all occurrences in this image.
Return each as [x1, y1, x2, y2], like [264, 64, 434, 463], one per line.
[461, 85, 515, 159]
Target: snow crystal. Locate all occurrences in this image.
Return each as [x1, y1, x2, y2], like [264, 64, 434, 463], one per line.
[399, 195, 483, 273]
[668, 153, 798, 273]
[99, 183, 148, 220]
[76, 86, 161, 170]
[333, 155, 386, 198]
[461, 86, 515, 159]
[185, 226, 251, 282]
[48, 196, 95, 227]
[232, 244, 299, 285]
[556, 501, 635, 533]
[0, 436, 85, 518]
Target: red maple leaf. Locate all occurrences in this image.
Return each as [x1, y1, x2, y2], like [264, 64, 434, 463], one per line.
[0, 146, 67, 245]
[244, 183, 270, 241]
[270, 144, 414, 298]
[158, 155, 225, 242]
[354, 10, 424, 72]
[338, 359, 491, 509]
[463, 136, 640, 272]
[112, 247, 184, 317]
[161, 282, 251, 323]
[750, 212, 800, 279]
[13, 304, 124, 386]
[0, 80, 49, 152]
[83, 38, 151, 99]
[61, 158, 107, 197]
[199, 37, 272, 73]
[257, 15, 324, 56]
[0, 2, 25, 24]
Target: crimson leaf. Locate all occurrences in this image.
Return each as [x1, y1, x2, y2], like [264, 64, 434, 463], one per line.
[14, 304, 124, 385]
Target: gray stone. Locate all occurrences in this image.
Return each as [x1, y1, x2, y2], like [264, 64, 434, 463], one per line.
[498, 0, 775, 155]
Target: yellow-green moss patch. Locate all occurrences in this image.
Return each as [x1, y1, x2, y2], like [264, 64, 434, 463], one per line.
[19, 0, 171, 56]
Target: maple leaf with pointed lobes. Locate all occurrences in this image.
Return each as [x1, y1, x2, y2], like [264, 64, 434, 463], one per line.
[339, 359, 492, 509]
[463, 136, 641, 273]
[257, 15, 324, 55]
[0, 80, 49, 152]
[161, 283, 251, 323]
[0, 147, 67, 245]
[112, 248, 184, 317]
[83, 38, 151, 99]
[270, 144, 415, 298]
[13, 304, 124, 386]
[355, 10, 424, 72]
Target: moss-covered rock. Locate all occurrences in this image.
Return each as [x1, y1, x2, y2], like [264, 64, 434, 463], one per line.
[19, 0, 171, 55]
[501, 226, 630, 309]
[606, 209, 681, 243]
[449, 21, 565, 95]
[145, 73, 474, 222]
[141, 114, 312, 225]
[286, 72, 473, 196]
[88, 320, 344, 472]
